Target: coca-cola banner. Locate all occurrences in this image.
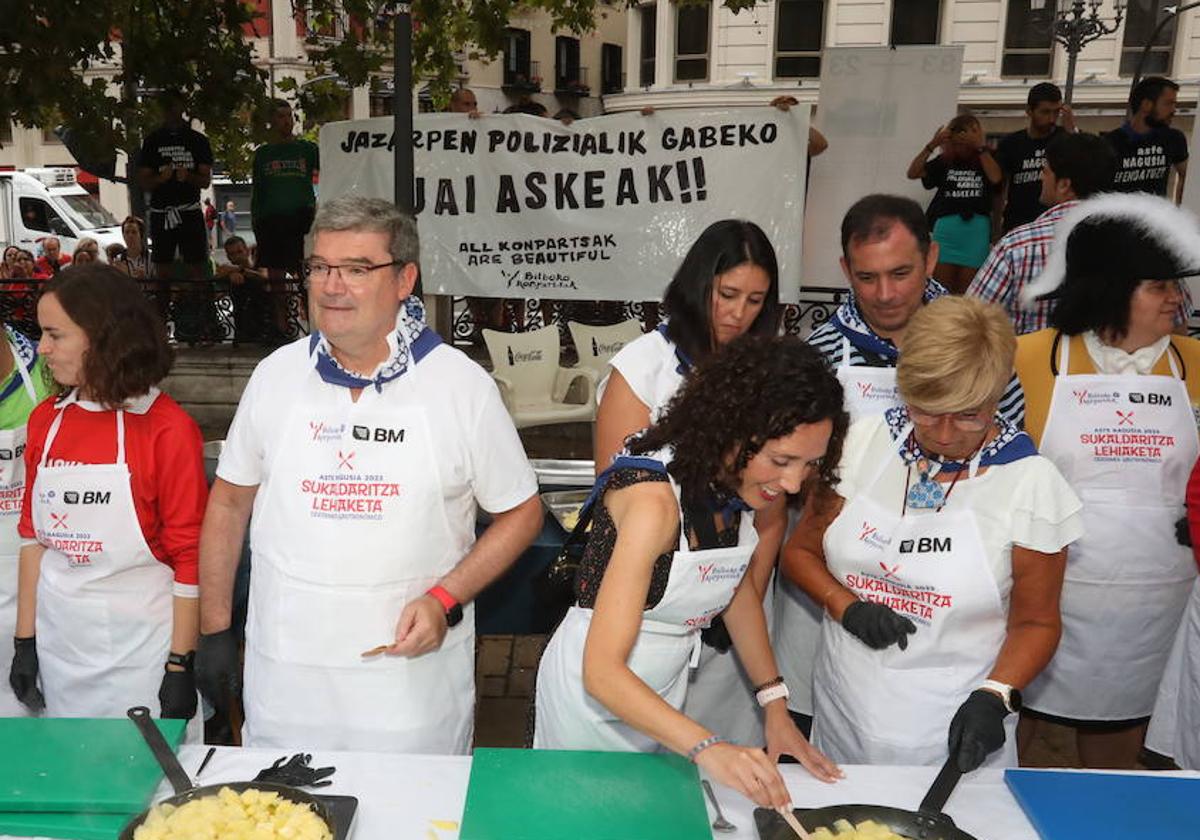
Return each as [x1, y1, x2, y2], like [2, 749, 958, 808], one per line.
[319, 108, 808, 302]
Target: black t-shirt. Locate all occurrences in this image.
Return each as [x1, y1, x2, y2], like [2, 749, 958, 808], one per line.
[1105, 123, 1188, 196]
[922, 156, 993, 223]
[996, 127, 1061, 232]
[138, 125, 214, 208]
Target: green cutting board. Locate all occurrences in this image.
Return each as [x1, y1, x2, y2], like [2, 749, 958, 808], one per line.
[0, 717, 186, 813]
[460, 748, 712, 840]
[0, 810, 132, 840]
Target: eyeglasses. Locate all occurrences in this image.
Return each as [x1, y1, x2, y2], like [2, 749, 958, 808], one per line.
[908, 406, 991, 432]
[302, 259, 400, 284]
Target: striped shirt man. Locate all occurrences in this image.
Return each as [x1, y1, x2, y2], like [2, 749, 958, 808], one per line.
[808, 277, 1027, 426]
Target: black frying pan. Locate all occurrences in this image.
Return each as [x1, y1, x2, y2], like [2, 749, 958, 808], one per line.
[754, 758, 980, 840]
[119, 707, 336, 840]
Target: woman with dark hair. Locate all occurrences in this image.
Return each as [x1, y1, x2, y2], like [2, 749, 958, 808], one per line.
[8, 264, 207, 731]
[114, 216, 150, 279]
[536, 336, 845, 805]
[592, 218, 783, 747]
[1015, 193, 1200, 768]
[0, 247, 19, 281]
[907, 114, 1002, 294]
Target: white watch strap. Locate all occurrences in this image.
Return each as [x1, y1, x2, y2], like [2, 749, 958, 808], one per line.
[980, 679, 1014, 712]
[756, 682, 790, 708]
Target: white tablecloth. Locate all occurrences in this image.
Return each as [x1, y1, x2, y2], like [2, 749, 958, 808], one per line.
[7, 746, 1198, 840]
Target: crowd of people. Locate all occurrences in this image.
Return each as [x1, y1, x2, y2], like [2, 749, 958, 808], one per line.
[1, 76, 1199, 808]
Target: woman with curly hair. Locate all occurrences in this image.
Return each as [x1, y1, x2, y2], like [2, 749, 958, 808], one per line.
[8, 264, 207, 733]
[593, 218, 785, 748]
[784, 296, 1081, 771]
[535, 335, 846, 806]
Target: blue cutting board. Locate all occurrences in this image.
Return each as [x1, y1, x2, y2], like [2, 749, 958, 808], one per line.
[1005, 768, 1200, 839]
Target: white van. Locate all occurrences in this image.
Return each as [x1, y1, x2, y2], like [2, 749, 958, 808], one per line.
[0, 168, 124, 257]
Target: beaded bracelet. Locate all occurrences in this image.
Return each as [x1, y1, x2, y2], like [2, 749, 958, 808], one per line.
[752, 675, 784, 694]
[687, 735, 726, 763]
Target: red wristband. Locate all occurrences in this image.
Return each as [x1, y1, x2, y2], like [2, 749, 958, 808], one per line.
[426, 585, 459, 612]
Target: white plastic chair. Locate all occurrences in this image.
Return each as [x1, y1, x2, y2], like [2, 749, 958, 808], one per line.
[482, 325, 597, 429]
[567, 319, 645, 378]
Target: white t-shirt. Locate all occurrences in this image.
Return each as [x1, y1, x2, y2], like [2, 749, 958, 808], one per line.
[599, 329, 685, 421]
[833, 415, 1084, 604]
[218, 337, 538, 556]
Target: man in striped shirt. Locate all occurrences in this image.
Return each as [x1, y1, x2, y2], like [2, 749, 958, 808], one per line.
[968, 132, 1121, 335]
[807, 194, 1026, 426]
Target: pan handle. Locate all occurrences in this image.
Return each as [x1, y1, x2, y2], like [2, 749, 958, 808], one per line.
[917, 756, 963, 816]
[127, 706, 194, 796]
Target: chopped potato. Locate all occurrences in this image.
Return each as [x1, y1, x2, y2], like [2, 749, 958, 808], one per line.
[807, 818, 907, 839]
[133, 786, 332, 840]
[559, 508, 581, 531]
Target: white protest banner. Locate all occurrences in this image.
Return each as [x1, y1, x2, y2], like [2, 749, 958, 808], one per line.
[803, 46, 964, 287]
[319, 108, 808, 302]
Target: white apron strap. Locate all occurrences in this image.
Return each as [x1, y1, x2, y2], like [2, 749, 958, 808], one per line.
[7, 339, 37, 402]
[1168, 342, 1183, 379]
[841, 336, 852, 369]
[1058, 332, 1071, 373]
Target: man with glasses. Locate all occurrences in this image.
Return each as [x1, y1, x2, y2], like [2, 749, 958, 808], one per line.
[196, 196, 542, 753]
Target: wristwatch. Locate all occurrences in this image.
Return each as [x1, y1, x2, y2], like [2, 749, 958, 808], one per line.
[427, 585, 464, 628]
[980, 679, 1022, 714]
[166, 651, 196, 672]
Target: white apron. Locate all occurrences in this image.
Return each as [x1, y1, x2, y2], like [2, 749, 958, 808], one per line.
[835, 337, 901, 420]
[0, 345, 38, 716]
[242, 347, 475, 754]
[811, 428, 1017, 767]
[776, 338, 903, 717]
[680, 579, 771, 747]
[32, 401, 179, 723]
[1024, 338, 1199, 720]
[534, 476, 759, 751]
[1147, 577, 1200, 768]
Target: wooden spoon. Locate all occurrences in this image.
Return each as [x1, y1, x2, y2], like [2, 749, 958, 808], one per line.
[777, 806, 813, 840]
[360, 644, 391, 657]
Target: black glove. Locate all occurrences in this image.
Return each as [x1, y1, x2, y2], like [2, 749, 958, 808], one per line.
[196, 628, 241, 713]
[1176, 516, 1192, 548]
[158, 669, 198, 720]
[9, 636, 44, 712]
[841, 601, 917, 650]
[254, 753, 336, 788]
[948, 689, 1009, 773]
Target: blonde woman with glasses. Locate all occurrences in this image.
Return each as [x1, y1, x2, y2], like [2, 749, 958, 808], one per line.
[782, 296, 1082, 772]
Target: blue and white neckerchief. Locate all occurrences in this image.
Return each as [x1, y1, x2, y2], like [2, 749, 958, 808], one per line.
[590, 450, 750, 529]
[830, 279, 948, 362]
[656, 323, 694, 376]
[308, 296, 442, 392]
[0, 325, 38, 403]
[885, 405, 1037, 474]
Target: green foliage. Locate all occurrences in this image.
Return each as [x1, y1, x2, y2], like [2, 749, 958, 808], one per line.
[0, 0, 761, 180]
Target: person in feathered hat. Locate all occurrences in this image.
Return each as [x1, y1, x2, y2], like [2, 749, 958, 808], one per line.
[1013, 192, 1200, 768]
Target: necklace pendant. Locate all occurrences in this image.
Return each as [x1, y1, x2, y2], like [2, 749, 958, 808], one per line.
[906, 473, 945, 510]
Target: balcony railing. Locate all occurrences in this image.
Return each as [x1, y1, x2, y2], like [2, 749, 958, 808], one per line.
[555, 67, 590, 97]
[503, 60, 542, 93]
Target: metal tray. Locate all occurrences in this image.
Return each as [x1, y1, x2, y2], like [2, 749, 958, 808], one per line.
[530, 458, 595, 488]
[540, 489, 590, 532]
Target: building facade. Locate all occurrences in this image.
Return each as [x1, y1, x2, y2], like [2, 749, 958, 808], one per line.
[608, 0, 1197, 136]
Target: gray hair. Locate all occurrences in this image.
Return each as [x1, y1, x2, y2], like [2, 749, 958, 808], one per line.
[310, 196, 420, 266]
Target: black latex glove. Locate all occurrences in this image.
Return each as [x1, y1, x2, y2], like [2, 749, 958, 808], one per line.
[158, 669, 198, 720]
[9, 636, 44, 712]
[841, 601, 917, 650]
[1176, 516, 1192, 548]
[948, 689, 1009, 773]
[196, 628, 241, 713]
[254, 753, 336, 788]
